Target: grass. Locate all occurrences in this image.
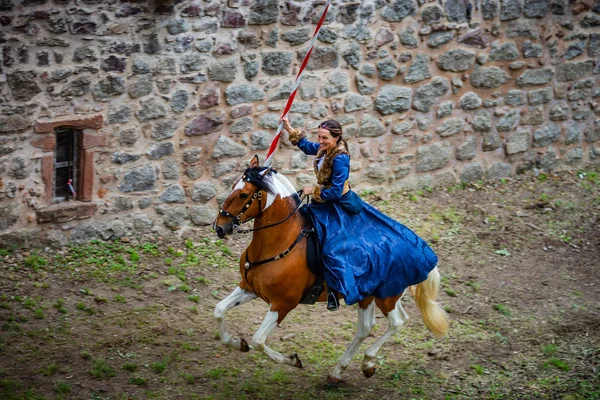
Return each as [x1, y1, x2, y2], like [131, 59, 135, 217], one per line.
[90, 359, 116, 378]
[470, 364, 485, 375]
[114, 295, 126, 303]
[544, 358, 571, 372]
[150, 360, 167, 374]
[122, 363, 138, 372]
[494, 304, 511, 317]
[53, 298, 68, 314]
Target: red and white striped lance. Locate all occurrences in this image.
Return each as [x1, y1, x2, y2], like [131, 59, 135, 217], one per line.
[264, 0, 332, 166]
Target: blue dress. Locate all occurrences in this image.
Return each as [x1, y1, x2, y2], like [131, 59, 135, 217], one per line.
[296, 138, 438, 305]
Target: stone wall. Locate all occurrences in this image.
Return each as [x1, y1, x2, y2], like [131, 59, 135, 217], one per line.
[0, 0, 599, 246]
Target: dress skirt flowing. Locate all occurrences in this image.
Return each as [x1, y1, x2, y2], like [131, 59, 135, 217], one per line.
[301, 199, 438, 306]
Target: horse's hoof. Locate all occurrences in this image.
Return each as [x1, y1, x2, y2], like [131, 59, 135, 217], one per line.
[290, 353, 303, 368]
[240, 338, 250, 352]
[362, 367, 376, 378]
[326, 376, 344, 387]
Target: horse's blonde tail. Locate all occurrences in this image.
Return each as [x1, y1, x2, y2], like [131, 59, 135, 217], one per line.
[410, 267, 449, 338]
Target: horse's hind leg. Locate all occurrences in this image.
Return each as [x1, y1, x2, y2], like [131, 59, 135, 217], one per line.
[214, 286, 257, 352]
[251, 304, 302, 368]
[361, 293, 408, 378]
[327, 298, 376, 385]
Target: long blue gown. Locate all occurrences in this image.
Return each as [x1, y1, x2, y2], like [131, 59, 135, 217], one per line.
[296, 138, 438, 305]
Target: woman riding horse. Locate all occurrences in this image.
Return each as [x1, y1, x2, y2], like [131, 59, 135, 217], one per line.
[281, 117, 439, 311]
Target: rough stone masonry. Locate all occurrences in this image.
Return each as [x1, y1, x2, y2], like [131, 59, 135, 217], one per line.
[0, 0, 599, 246]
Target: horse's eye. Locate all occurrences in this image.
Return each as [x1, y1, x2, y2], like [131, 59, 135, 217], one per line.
[240, 193, 249, 199]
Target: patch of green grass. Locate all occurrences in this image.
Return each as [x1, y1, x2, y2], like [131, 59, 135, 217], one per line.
[444, 288, 457, 297]
[470, 364, 484, 375]
[179, 284, 190, 293]
[150, 360, 167, 374]
[181, 373, 195, 384]
[187, 295, 199, 303]
[141, 243, 160, 256]
[537, 173, 548, 182]
[25, 254, 47, 271]
[0, 248, 11, 257]
[494, 304, 511, 317]
[41, 363, 58, 376]
[53, 298, 67, 314]
[90, 359, 116, 378]
[23, 298, 37, 310]
[194, 276, 210, 285]
[129, 376, 147, 386]
[269, 369, 291, 383]
[544, 358, 571, 372]
[179, 342, 199, 351]
[164, 257, 173, 266]
[207, 367, 227, 379]
[81, 351, 92, 360]
[33, 308, 44, 319]
[53, 381, 71, 394]
[542, 344, 558, 355]
[93, 296, 108, 303]
[114, 295, 126, 303]
[122, 362, 137, 372]
[466, 281, 481, 291]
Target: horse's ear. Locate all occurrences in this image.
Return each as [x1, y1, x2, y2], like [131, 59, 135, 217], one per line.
[249, 155, 259, 168]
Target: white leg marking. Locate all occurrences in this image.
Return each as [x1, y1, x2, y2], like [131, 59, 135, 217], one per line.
[251, 308, 298, 366]
[329, 302, 376, 380]
[214, 287, 257, 350]
[362, 297, 409, 372]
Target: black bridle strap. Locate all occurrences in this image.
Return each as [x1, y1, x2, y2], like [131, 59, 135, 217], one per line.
[243, 229, 307, 269]
[219, 190, 263, 227]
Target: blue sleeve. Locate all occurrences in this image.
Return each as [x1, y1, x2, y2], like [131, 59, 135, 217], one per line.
[296, 137, 319, 155]
[320, 154, 350, 201]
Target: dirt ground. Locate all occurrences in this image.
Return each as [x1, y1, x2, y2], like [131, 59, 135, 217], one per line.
[0, 168, 599, 400]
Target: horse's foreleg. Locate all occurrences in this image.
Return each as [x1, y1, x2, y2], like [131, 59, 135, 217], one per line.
[327, 300, 376, 385]
[214, 286, 258, 352]
[251, 306, 302, 368]
[361, 295, 409, 378]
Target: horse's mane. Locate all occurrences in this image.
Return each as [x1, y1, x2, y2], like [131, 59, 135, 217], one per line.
[243, 167, 279, 194]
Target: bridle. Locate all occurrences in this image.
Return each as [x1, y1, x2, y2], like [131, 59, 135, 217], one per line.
[218, 188, 264, 228]
[218, 174, 306, 235]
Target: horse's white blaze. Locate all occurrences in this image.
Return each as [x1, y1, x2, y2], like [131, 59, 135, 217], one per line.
[214, 287, 257, 350]
[232, 177, 245, 192]
[263, 173, 298, 211]
[329, 302, 376, 380]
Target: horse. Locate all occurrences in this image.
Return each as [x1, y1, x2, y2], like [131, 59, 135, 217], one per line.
[213, 155, 449, 384]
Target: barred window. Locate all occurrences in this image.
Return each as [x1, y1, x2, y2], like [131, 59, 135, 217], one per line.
[53, 128, 81, 201]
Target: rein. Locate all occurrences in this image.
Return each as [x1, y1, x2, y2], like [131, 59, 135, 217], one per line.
[234, 190, 305, 235]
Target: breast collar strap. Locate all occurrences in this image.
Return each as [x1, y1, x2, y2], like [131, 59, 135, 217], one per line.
[243, 229, 309, 271]
[219, 190, 263, 227]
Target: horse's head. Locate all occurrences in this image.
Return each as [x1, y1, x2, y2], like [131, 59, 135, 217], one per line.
[214, 155, 297, 239]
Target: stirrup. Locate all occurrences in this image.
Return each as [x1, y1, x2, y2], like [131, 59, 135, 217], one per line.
[327, 292, 339, 311]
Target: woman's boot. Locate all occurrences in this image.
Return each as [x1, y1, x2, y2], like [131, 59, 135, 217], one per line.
[327, 288, 339, 311]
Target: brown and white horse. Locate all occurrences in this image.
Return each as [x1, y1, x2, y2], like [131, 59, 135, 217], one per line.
[213, 155, 449, 384]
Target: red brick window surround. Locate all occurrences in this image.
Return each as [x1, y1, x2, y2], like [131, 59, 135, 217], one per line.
[32, 115, 105, 204]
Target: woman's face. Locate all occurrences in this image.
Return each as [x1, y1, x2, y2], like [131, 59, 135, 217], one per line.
[317, 128, 338, 151]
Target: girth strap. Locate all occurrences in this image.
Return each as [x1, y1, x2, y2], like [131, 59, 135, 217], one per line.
[243, 229, 307, 270]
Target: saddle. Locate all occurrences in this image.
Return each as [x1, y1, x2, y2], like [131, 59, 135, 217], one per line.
[299, 219, 326, 305]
